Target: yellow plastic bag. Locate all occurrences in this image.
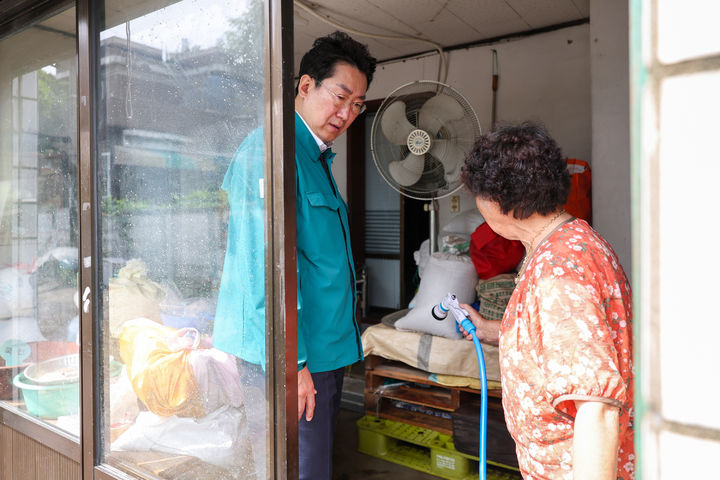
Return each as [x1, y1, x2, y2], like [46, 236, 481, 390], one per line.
[118, 318, 204, 418]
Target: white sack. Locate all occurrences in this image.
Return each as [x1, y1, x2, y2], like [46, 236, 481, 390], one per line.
[395, 252, 478, 339]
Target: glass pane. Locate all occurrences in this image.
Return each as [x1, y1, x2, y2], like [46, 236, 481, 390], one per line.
[0, 7, 80, 435]
[657, 0, 720, 64]
[97, 0, 266, 478]
[658, 71, 720, 431]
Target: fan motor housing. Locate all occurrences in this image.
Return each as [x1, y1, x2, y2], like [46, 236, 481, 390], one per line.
[407, 129, 432, 155]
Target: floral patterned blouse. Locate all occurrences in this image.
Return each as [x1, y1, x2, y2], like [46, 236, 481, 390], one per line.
[500, 218, 634, 479]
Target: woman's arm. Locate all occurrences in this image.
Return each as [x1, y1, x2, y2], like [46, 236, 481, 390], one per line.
[573, 400, 620, 480]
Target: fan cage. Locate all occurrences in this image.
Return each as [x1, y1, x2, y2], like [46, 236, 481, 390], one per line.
[370, 80, 481, 201]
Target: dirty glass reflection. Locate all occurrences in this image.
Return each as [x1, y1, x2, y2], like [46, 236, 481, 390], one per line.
[0, 7, 80, 436]
[98, 0, 266, 478]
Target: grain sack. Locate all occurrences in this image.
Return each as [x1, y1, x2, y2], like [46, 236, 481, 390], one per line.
[475, 274, 516, 321]
[362, 321, 500, 382]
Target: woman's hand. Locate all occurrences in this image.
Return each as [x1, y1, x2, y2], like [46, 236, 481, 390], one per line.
[572, 400, 620, 479]
[458, 303, 501, 344]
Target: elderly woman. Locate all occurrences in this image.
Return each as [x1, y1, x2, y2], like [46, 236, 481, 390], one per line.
[458, 123, 634, 480]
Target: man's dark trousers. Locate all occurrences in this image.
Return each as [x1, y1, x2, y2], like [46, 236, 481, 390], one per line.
[298, 367, 345, 480]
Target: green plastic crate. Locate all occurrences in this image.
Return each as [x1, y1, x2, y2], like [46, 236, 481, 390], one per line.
[357, 415, 521, 480]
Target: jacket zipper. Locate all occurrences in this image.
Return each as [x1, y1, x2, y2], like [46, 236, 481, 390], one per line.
[319, 152, 363, 359]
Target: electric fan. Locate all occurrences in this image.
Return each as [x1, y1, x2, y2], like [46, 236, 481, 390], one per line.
[370, 80, 482, 252]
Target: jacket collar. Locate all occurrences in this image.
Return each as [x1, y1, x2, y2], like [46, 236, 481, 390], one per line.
[295, 112, 335, 163]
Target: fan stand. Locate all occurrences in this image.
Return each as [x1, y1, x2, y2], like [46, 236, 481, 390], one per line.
[425, 199, 439, 253]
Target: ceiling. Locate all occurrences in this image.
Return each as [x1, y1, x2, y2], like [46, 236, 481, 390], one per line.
[293, 0, 589, 67]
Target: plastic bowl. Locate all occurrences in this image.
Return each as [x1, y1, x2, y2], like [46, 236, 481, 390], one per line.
[13, 372, 79, 419]
[23, 354, 79, 385]
[0, 341, 78, 399]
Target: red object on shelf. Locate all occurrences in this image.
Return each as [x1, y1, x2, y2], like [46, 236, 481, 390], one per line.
[564, 158, 592, 224]
[469, 223, 525, 280]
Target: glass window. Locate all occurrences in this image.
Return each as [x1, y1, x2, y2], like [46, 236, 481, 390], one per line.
[0, 6, 80, 435]
[96, 0, 267, 478]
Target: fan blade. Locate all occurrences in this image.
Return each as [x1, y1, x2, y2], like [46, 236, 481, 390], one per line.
[388, 153, 425, 187]
[430, 139, 468, 182]
[418, 94, 466, 137]
[380, 100, 415, 145]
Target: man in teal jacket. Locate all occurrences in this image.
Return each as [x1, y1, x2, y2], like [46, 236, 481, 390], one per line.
[214, 31, 376, 479]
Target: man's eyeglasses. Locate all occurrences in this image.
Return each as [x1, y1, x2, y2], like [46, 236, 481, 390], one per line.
[318, 82, 366, 115]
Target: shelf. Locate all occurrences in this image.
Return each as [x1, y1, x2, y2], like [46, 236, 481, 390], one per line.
[374, 402, 453, 435]
[364, 355, 503, 437]
[365, 356, 502, 397]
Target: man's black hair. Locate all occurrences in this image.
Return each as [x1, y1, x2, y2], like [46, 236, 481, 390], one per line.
[296, 31, 377, 94]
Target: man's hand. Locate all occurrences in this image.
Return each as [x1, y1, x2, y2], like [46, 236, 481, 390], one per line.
[298, 366, 317, 421]
[458, 303, 501, 344]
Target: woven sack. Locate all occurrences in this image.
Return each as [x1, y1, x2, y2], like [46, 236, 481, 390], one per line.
[475, 274, 516, 321]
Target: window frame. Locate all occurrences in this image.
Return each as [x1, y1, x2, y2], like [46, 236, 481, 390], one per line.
[0, 0, 297, 477]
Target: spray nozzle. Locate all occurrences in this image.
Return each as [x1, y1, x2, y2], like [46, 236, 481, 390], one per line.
[432, 293, 476, 335]
[431, 293, 456, 320]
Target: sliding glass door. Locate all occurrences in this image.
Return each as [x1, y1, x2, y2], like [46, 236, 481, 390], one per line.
[0, 0, 295, 478]
[0, 3, 80, 437]
[94, 0, 270, 478]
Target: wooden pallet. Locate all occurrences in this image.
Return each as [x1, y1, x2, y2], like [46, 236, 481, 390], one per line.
[364, 355, 502, 435]
[357, 415, 521, 480]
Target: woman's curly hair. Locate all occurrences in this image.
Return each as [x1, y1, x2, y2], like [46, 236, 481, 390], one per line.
[461, 122, 570, 220]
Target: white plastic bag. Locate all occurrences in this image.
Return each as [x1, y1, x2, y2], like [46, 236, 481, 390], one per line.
[0, 268, 35, 319]
[412, 238, 431, 279]
[112, 405, 254, 472]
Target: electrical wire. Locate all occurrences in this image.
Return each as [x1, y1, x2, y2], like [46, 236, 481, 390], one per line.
[491, 49, 498, 130]
[294, 0, 448, 84]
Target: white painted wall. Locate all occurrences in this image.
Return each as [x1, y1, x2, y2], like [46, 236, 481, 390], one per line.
[335, 23, 592, 220]
[332, 19, 632, 274]
[590, 0, 632, 275]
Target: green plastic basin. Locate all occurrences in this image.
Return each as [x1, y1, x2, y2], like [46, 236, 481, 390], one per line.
[12, 372, 79, 419]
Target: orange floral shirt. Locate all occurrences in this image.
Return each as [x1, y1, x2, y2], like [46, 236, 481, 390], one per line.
[500, 219, 634, 479]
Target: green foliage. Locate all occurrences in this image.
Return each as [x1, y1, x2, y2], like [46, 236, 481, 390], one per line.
[102, 196, 149, 216]
[216, 0, 264, 74]
[102, 189, 228, 216]
[170, 189, 228, 210]
[37, 68, 71, 139]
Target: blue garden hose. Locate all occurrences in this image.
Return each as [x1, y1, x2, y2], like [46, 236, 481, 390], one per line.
[462, 318, 488, 480]
[433, 294, 488, 480]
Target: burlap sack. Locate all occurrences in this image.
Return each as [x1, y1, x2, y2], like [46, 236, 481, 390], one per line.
[475, 274, 516, 321]
[362, 321, 500, 382]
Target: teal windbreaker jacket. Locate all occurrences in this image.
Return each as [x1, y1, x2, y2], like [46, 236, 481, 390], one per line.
[213, 113, 363, 372]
